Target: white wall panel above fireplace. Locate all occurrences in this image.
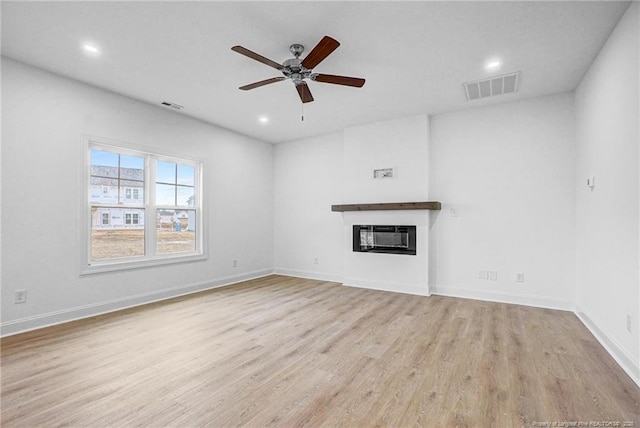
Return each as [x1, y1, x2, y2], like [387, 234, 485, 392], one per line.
[340, 115, 431, 295]
[343, 115, 429, 204]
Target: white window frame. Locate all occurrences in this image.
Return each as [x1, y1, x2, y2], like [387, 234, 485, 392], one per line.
[80, 134, 206, 274]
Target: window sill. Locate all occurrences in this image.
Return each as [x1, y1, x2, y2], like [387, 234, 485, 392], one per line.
[80, 253, 207, 275]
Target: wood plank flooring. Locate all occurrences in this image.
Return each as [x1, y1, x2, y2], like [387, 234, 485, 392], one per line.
[1, 275, 638, 427]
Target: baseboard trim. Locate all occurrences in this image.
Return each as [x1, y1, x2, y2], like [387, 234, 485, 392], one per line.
[0, 269, 273, 337]
[273, 268, 343, 284]
[343, 277, 430, 296]
[575, 306, 640, 388]
[431, 285, 574, 311]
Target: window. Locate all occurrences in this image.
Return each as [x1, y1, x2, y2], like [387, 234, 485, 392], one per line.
[125, 212, 140, 225]
[85, 137, 203, 272]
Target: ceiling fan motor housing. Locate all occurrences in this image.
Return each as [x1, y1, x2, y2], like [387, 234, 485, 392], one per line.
[282, 57, 312, 84]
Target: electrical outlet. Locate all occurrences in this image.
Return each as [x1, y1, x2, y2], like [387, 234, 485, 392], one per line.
[489, 271, 498, 281]
[478, 270, 488, 280]
[232, 259, 238, 268]
[516, 272, 525, 283]
[14, 290, 27, 304]
[627, 314, 632, 333]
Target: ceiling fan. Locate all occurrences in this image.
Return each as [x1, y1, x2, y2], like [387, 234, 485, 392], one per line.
[231, 36, 365, 104]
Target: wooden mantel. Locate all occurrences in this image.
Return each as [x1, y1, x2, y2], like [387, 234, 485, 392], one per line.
[331, 201, 442, 212]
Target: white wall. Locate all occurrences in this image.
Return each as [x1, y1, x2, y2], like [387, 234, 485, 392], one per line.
[574, 2, 639, 383]
[273, 132, 344, 282]
[342, 115, 429, 203]
[1, 58, 274, 335]
[275, 101, 579, 303]
[429, 93, 577, 310]
[273, 115, 432, 294]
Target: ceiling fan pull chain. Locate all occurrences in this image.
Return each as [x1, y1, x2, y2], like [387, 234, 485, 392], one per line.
[301, 103, 304, 122]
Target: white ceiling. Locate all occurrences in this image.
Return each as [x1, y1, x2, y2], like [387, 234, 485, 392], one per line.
[1, 1, 630, 143]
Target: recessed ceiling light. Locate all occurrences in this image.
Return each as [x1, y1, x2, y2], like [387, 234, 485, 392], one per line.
[83, 43, 100, 56]
[485, 59, 501, 71]
[258, 116, 269, 124]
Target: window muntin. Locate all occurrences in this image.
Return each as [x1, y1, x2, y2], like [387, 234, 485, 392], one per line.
[156, 161, 196, 207]
[86, 141, 203, 269]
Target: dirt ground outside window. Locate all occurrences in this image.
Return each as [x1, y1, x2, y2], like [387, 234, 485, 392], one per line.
[91, 229, 196, 260]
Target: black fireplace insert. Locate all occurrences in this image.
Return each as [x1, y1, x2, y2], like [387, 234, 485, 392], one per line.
[353, 225, 416, 255]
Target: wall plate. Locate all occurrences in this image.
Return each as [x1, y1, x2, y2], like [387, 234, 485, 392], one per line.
[373, 167, 397, 179]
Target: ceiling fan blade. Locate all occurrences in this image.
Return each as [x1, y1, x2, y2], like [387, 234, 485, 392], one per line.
[301, 36, 340, 69]
[296, 82, 314, 103]
[231, 46, 284, 70]
[239, 77, 286, 91]
[313, 74, 366, 88]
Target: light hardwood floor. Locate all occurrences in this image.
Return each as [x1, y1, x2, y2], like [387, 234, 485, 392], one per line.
[1, 275, 638, 427]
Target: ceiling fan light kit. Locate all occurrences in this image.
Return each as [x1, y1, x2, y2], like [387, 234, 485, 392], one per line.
[232, 36, 366, 104]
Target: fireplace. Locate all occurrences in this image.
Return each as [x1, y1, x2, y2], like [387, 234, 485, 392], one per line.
[353, 225, 416, 255]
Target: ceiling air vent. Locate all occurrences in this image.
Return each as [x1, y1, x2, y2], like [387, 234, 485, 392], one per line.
[464, 72, 520, 101]
[161, 101, 184, 110]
